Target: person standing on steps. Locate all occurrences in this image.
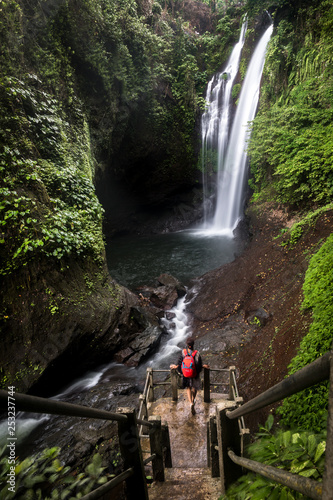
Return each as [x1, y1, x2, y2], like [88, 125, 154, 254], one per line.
[170, 337, 209, 415]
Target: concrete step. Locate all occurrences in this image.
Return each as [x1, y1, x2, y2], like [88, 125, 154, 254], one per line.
[148, 467, 221, 500]
[145, 390, 233, 468]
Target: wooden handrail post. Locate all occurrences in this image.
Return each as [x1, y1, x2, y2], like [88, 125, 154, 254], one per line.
[171, 368, 178, 401]
[147, 368, 154, 402]
[207, 416, 219, 477]
[216, 402, 242, 494]
[229, 366, 236, 400]
[139, 394, 147, 420]
[204, 366, 210, 402]
[117, 407, 148, 500]
[161, 422, 172, 468]
[139, 394, 149, 436]
[149, 415, 165, 482]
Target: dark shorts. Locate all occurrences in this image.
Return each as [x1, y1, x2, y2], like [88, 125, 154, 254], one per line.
[182, 376, 201, 390]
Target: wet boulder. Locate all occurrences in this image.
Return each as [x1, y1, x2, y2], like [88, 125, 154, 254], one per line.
[245, 307, 271, 327]
[125, 325, 163, 367]
[138, 273, 186, 310]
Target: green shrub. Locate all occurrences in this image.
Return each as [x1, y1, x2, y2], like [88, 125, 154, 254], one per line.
[0, 446, 111, 499]
[248, 1, 333, 209]
[277, 233, 333, 431]
[221, 416, 326, 500]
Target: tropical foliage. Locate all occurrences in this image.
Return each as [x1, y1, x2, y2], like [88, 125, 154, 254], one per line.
[0, 446, 112, 499]
[248, 0, 333, 209]
[221, 415, 326, 500]
[0, 0, 241, 276]
[277, 232, 333, 431]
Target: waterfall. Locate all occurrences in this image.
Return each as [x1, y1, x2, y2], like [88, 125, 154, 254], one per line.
[201, 18, 247, 226]
[201, 21, 273, 234]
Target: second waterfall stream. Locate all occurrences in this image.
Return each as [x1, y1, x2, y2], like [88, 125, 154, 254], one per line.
[201, 17, 273, 234]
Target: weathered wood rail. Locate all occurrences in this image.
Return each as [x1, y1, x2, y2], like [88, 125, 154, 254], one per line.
[1, 351, 332, 499]
[212, 351, 333, 499]
[0, 388, 172, 500]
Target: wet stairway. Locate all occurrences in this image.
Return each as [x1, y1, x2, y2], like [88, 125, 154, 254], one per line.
[144, 390, 231, 500]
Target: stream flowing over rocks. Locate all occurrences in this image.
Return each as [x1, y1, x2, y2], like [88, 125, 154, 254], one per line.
[2, 272, 190, 472]
[4, 205, 333, 475]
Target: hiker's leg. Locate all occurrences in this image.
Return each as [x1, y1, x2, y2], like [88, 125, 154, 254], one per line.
[190, 387, 196, 414]
[186, 387, 192, 404]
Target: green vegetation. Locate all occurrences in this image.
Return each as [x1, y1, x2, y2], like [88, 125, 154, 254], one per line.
[1, 0, 333, 496]
[221, 415, 326, 499]
[276, 203, 333, 249]
[0, 446, 111, 499]
[248, 0, 333, 209]
[0, 75, 104, 275]
[277, 232, 333, 431]
[0, 0, 242, 276]
[220, 229, 333, 499]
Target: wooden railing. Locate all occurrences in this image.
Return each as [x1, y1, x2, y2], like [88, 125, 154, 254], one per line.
[0, 388, 172, 500]
[212, 351, 333, 499]
[5, 355, 329, 499]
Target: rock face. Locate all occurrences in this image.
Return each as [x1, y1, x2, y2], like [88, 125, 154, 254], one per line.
[113, 274, 186, 367]
[114, 306, 164, 367]
[138, 273, 187, 310]
[0, 250, 184, 395]
[0, 257, 140, 395]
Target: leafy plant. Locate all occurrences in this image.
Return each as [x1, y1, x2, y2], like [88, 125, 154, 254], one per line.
[0, 446, 111, 499]
[277, 232, 333, 431]
[277, 204, 333, 249]
[248, 1, 333, 209]
[221, 416, 326, 500]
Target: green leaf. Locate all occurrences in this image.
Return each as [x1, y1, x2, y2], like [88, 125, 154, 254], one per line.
[282, 431, 292, 448]
[299, 468, 317, 477]
[314, 441, 326, 463]
[290, 460, 310, 473]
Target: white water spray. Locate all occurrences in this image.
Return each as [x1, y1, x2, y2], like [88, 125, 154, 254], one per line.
[202, 21, 273, 234]
[0, 296, 194, 446]
[0, 364, 116, 446]
[201, 18, 247, 226]
[149, 294, 192, 367]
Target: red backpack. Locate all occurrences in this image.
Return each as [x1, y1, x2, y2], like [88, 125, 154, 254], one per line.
[181, 349, 198, 378]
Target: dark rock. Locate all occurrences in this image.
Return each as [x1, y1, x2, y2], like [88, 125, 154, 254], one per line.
[125, 325, 163, 366]
[0, 257, 140, 395]
[195, 323, 243, 355]
[157, 273, 181, 287]
[130, 305, 159, 329]
[165, 311, 176, 321]
[73, 441, 94, 460]
[150, 286, 179, 309]
[126, 352, 144, 367]
[245, 307, 271, 327]
[137, 273, 186, 311]
[114, 347, 135, 364]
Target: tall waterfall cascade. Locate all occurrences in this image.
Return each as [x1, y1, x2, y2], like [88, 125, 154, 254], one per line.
[201, 21, 273, 235]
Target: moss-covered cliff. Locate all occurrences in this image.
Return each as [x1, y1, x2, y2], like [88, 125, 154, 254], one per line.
[0, 0, 245, 391]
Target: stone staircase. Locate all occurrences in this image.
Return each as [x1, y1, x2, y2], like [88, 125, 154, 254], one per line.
[143, 390, 228, 500]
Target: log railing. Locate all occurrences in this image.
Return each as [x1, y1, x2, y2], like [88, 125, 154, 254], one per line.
[213, 351, 332, 499]
[0, 388, 172, 500]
